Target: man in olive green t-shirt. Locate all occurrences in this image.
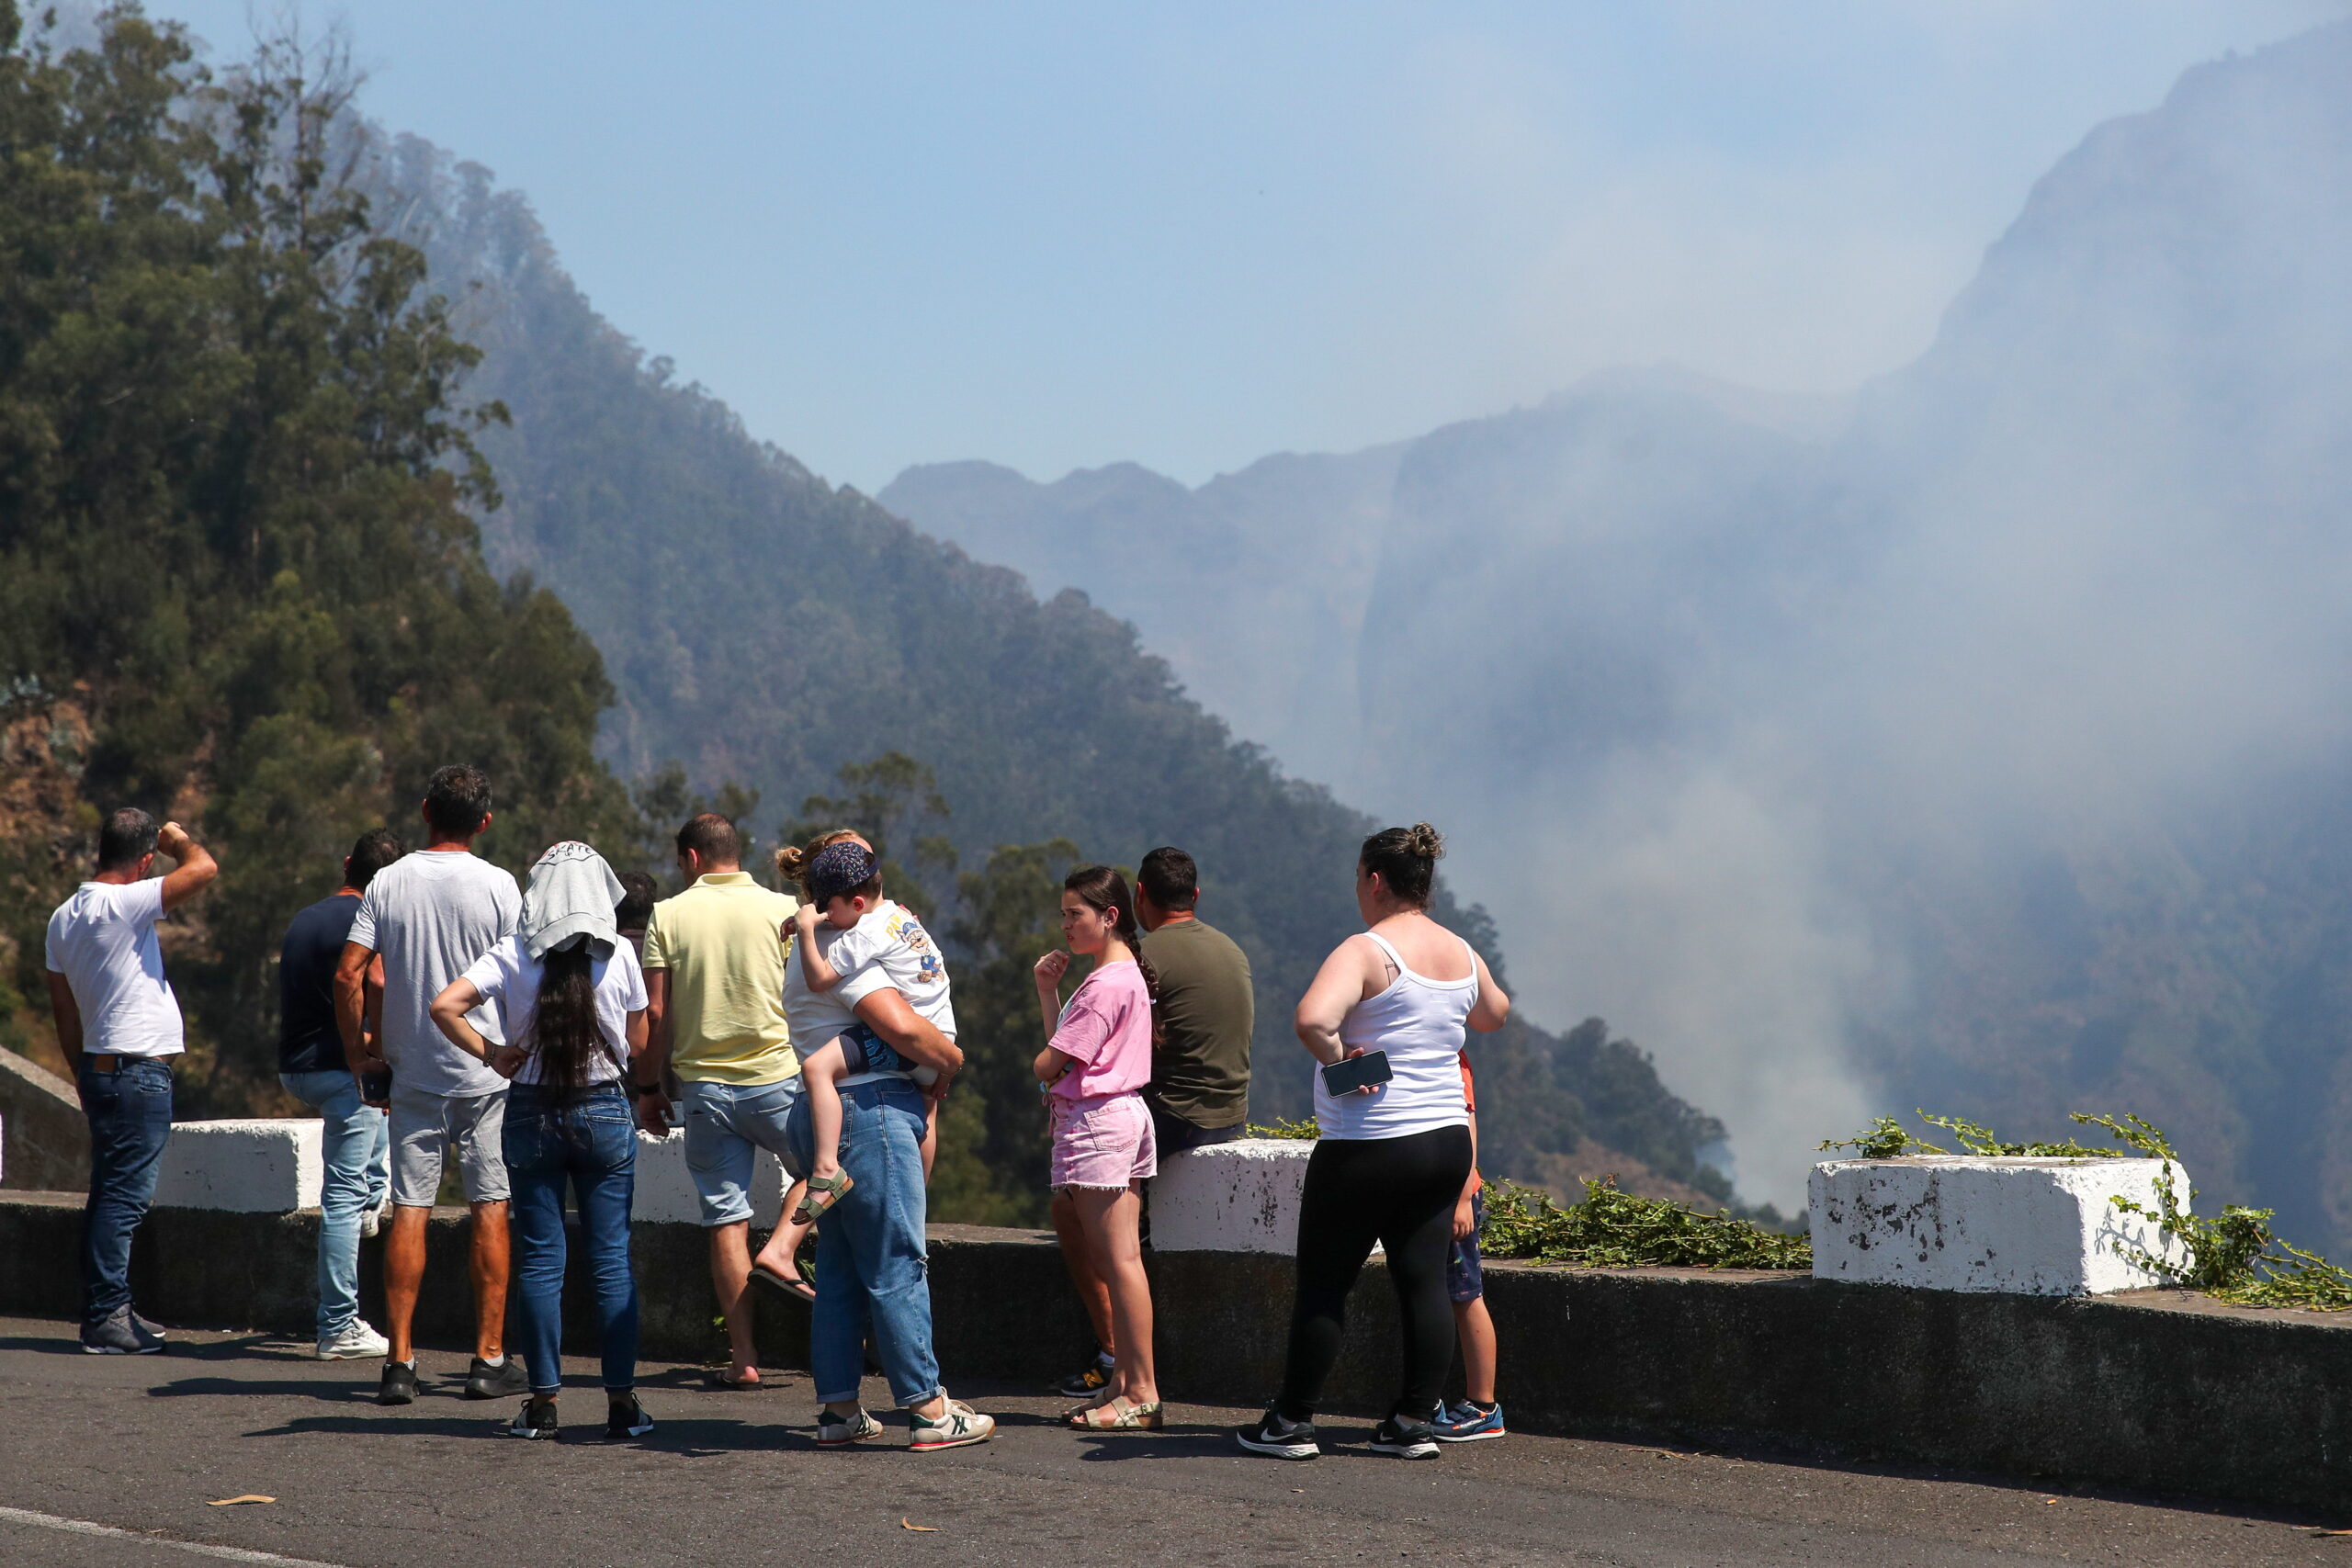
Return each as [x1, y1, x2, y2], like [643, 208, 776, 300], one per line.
[632, 813, 808, 1389]
[1047, 844, 1256, 1400]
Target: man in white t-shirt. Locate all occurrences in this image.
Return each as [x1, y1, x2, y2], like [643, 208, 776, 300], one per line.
[334, 764, 525, 1406]
[44, 808, 220, 1355]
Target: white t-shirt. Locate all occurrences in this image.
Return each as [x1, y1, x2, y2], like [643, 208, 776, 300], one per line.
[784, 900, 956, 1072]
[461, 935, 647, 1089]
[44, 880, 184, 1058]
[347, 850, 522, 1099]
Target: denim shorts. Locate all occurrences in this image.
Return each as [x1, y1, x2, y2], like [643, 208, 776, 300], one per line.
[1447, 1188, 1487, 1303]
[680, 1076, 806, 1226]
[1049, 1090, 1158, 1191]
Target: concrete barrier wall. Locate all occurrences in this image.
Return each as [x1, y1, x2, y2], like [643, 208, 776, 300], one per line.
[0, 1047, 88, 1190]
[1811, 1156, 2192, 1294]
[4, 1192, 2349, 1516]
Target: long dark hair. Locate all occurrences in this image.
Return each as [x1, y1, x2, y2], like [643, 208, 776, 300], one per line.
[529, 938, 605, 1103]
[1063, 864, 1161, 1046]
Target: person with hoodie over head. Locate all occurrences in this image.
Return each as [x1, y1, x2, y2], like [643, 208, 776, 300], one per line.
[430, 840, 651, 1442]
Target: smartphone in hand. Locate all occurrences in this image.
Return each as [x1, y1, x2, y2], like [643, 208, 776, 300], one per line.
[360, 1068, 391, 1104]
[1320, 1050, 1393, 1096]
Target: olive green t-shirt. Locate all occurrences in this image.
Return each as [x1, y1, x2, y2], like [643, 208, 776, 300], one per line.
[1140, 917, 1255, 1129]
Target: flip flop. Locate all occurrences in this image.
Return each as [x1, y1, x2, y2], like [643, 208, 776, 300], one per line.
[704, 1367, 773, 1391]
[749, 1263, 816, 1303]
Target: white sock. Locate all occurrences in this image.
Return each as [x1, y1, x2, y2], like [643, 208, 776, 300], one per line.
[392, 1358, 416, 1370]
[1098, 1350, 1116, 1369]
[481, 1353, 505, 1367]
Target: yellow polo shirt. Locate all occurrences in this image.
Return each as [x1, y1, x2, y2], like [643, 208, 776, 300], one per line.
[641, 872, 800, 1085]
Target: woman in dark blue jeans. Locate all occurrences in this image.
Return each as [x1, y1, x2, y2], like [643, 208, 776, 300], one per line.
[782, 983, 992, 1450]
[431, 841, 650, 1441]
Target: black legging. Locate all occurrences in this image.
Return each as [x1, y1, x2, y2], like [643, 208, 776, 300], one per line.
[1276, 1123, 1473, 1422]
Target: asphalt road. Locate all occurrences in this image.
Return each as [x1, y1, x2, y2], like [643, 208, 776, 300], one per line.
[0, 1315, 2341, 1567]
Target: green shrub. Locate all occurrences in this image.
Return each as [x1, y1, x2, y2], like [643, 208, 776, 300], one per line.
[1480, 1177, 1812, 1270]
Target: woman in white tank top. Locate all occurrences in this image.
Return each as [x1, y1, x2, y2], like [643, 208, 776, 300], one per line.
[1236, 824, 1510, 1463]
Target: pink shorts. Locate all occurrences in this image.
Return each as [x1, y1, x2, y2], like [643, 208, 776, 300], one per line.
[1048, 1091, 1158, 1191]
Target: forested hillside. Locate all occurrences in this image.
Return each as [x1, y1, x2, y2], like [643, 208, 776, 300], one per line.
[345, 125, 1740, 1217]
[888, 20, 2352, 1237]
[0, 6, 636, 1110]
[0, 4, 1744, 1223]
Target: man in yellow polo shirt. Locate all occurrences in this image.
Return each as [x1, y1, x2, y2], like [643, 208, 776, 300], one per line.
[632, 813, 808, 1390]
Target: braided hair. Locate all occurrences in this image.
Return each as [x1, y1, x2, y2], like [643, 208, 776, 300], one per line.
[1063, 864, 1162, 1047]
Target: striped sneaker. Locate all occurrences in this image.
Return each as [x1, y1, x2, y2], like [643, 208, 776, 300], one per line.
[909, 1397, 994, 1451]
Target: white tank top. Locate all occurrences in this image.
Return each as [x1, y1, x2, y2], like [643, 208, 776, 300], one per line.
[1312, 931, 1476, 1141]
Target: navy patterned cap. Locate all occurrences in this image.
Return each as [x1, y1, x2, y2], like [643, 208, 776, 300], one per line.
[806, 840, 879, 907]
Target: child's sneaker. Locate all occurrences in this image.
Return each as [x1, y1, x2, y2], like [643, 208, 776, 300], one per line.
[1054, 1352, 1113, 1398]
[1370, 1410, 1441, 1459]
[909, 1397, 994, 1451]
[1235, 1409, 1320, 1461]
[1433, 1400, 1506, 1442]
[816, 1406, 884, 1447]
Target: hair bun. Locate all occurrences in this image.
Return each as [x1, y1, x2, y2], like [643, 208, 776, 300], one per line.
[1407, 822, 1444, 860]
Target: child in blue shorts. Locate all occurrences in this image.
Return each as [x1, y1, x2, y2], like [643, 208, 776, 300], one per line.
[1436, 1054, 1504, 1441]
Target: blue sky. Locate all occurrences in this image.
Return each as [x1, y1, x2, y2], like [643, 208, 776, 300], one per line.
[158, 1, 2345, 491]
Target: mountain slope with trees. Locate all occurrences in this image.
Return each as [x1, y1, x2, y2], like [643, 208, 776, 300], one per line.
[0, 4, 1745, 1220]
[0, 5, 636, 1110]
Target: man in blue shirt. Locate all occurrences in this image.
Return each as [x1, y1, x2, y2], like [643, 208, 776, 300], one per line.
[278, 829, 405, 1359]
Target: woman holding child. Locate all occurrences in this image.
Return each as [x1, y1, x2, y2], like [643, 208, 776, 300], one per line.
[775, 832, 993, 1451]
[1033, 865, 1164, 1430]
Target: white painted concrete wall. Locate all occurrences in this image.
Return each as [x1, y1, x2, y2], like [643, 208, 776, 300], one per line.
[630, 1129, 785, 1226]
[155, 1119, 324, 1213]
[1148, 1139, 1313, 1254]
[1809, 1156, 2192, 1295]
[152, 1119, 786, 1224]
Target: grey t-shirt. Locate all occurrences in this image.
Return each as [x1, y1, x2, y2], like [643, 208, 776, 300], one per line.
[347, 850, 521, 1099]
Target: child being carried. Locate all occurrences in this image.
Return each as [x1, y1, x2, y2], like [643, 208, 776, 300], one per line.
[781, 838, 954, 1223]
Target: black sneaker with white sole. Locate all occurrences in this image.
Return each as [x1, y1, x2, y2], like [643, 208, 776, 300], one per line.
[81, 1308, 164, 1355]
[1235, 1409, 1320, 1461]
[1370, 1412, 1441, 1459]
[605, 1396, 654, 1441]
[130, 1310, 169, 1345]
[463, 1355, 528, 1400]
[378, 1361, 419, 1405]
[1054, 1356, 1113, 1399]
[504, 1399, 560, 1440]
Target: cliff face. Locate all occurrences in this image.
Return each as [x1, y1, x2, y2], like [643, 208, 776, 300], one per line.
[886, 21, 2352, 1229]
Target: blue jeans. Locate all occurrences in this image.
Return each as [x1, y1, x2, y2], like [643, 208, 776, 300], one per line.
[77, 1057, 174, 1328]
[504, 1082, 639, 1393]
[279, 1069, 390, 1338]
[786, 1077, 941, 1408]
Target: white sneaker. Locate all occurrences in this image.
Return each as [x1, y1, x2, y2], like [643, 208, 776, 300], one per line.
[360, 1199, 388, 1239]
[316, 1320, 390, 1359]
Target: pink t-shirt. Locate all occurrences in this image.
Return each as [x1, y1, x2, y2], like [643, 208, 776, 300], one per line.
[1048, 961, 1153, 1101]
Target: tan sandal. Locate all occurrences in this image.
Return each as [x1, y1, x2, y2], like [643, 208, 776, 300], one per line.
[1062, 1382, 1115, 1420]
[1068, 1396, 1161, 1430]
[792, 1171, 854, 1224]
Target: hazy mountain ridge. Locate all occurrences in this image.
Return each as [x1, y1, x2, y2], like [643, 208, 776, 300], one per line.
[884, 19, 2352, 1230]
[332, 129, 1737, 1205]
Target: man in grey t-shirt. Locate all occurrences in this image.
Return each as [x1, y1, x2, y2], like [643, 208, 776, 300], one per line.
[335, 765, 524, 1407]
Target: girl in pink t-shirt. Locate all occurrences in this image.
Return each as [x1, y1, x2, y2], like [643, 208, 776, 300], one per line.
[1033, 864, 1162, 1431]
